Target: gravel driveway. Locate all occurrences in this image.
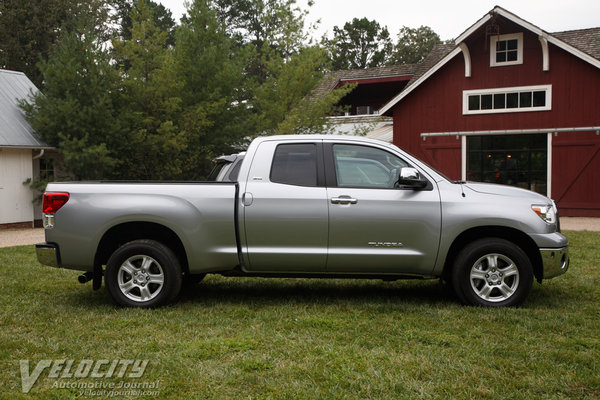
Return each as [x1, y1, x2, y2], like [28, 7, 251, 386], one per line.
[0, 228, 46, 248]
[1, 217, 598, 249]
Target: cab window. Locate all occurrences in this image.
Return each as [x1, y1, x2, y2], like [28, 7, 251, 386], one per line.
[333, 144, 409, 188]
[270, 143, 318, 187]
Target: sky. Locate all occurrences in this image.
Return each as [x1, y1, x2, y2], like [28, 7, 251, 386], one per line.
[157, 0, 600, 40]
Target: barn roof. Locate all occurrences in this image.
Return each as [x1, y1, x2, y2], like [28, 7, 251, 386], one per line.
[552, 27, 600, 61]
[378, 6, 600, 115]
[310, 64, 417, 100]
[401, 43, 456, 94]
[0, 69, 50, 149]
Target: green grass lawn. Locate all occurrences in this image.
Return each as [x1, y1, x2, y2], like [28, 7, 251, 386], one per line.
[1, 231, 598, 399]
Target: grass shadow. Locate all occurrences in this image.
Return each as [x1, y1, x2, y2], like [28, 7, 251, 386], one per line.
[62, 274, 572, 310]
[177, 276, 456, 307]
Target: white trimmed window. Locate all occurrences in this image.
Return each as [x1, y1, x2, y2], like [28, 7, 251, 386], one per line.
[490, 33, 523, 67]
[463, 85, 552, 115]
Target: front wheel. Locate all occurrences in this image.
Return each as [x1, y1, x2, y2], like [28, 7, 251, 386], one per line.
[105, 240, 182, 308]
[451, 238, 533, 307]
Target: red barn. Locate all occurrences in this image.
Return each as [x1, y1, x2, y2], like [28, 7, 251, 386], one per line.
[376, 7, 600, 216]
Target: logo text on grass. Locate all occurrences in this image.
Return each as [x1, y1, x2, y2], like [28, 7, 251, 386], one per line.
[19, 359, 148, 393]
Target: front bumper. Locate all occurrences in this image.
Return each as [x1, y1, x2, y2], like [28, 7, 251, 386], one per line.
[36, 243, 60, 268]
[540, 246, 569, 279]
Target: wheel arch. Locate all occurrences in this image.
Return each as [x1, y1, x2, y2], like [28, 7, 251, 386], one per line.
[94, 222, 190, 275]
[442, 226, 543, 283]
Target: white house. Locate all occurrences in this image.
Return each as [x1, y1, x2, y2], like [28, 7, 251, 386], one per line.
[0, 69, 52, 228]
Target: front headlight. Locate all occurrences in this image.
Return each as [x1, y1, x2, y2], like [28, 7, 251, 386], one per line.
[531, 204, 556, 224]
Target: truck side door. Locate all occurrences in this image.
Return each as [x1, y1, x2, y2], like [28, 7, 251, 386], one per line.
[241, 140, 328, 272]
[325, 142, 442, 275]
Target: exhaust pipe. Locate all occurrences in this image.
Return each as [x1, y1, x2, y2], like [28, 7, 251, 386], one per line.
[78, 271, 94, 284]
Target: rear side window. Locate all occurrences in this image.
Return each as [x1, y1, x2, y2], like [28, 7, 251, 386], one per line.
[228, 159, 243, 182]
[270, 143, 317, 187]
[207, 161, 229, 181]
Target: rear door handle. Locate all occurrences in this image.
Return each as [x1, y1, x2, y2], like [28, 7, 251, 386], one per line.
[242, 192, 253, 206]
[331, 196, 358, 205]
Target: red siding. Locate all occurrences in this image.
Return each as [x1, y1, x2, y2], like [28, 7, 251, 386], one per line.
[392, 19, 600, 216]
[552, 133, 600, 216]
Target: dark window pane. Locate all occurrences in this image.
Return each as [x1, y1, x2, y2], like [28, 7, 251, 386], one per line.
[494, 93, 506, 109]
[468, 136, 481, 151]
[467, 171, 481, 181]
[228, 160, 242, 182]
[507, 39, 518, 50]
[531, 153, 546, 170]
[39, 158, 54, 180]
[468, 95, 480, 110]
[270, 143, 317, 186]
[520, 92, 532, 107]
[506, 92, 519, 108]
[497, 40, 506, 51]
[533, 91, 546, 107]
[481, 95, 493, 110]
[496, 52, 506, 63]
[507, 50, 518, 61]
[468, 152, 481, 169]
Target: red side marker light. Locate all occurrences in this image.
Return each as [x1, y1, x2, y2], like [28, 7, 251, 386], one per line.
[43, 192, 70, 214]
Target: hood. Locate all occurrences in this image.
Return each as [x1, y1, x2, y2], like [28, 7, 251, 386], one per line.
[464, 182, 550, 203]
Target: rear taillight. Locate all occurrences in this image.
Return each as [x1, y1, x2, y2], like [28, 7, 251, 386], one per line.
[42, 192, 70, 214]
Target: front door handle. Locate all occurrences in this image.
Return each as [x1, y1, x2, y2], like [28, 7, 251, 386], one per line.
[331, 196, 358, 205]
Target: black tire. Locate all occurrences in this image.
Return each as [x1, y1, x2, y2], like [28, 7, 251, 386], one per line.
[105, 239, 182, 308]
[451, 238, 533, 307]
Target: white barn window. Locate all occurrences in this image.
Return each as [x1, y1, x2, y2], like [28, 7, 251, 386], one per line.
[463, 85, 552, 115]
[490, 33, 523, 67]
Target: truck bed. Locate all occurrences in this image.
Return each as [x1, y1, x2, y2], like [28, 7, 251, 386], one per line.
[44, 181, 240, 273]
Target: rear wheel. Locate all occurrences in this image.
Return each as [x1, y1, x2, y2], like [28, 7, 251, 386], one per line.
[105, 240, 182, 308]
[452, 238, 533, 307]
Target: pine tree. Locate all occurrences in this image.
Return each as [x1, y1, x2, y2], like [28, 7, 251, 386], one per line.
[21, 11, 123, 180]
[0, 0, 112, 87]
[174, 0, 251, 178]
[112, 0, 185, 179]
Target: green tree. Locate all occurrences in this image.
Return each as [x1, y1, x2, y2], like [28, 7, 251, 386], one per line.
[253, 45, 353, 135]
[210, 0, 316, 112]
[326, 17, 392, 70]
[211, 0, 311, 58]
[389, 25, 442, 65]
[174, 0, 251, 177]
[21, 0, 349, 182]
[22, 17, 123, 180]
[0, 0, 113, 87]
[114, 0, 176, 46]
[210, 0, 347, 137]
[274, 83, 356, 135]
[112, 0, 185, 179]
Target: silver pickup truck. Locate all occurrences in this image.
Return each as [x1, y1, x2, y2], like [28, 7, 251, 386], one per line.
[36, 135, 569, 308]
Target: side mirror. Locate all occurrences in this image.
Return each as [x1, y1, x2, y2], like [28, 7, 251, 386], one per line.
[397, 167, 428, 189]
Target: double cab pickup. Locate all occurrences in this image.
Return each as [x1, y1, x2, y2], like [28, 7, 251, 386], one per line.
[36, 135, 569, 307]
